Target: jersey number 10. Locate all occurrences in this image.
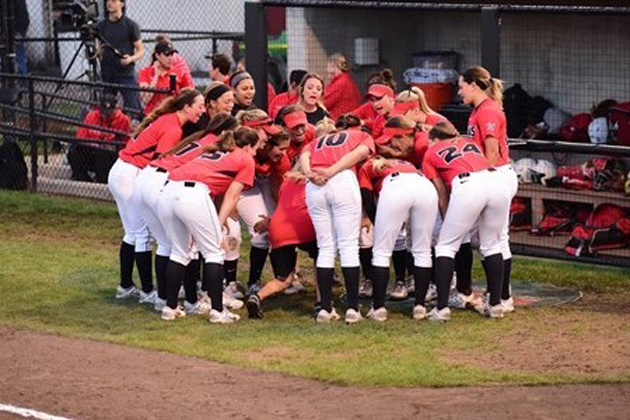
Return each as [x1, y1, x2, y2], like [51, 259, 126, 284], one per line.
[315, 132, 348, 150]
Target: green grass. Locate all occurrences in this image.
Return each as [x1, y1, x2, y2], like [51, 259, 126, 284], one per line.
[1, 190, 629, 387]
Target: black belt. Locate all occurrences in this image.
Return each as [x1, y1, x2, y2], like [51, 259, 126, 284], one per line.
[488, 167, 496, 172]
[156, 167, 167, 173]
[184, 181, 196, 187]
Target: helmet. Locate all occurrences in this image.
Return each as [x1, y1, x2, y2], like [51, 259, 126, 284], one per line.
[588, 117, 609, 144]
[513, 158, 537, 183]
[530, 159, 557, 185]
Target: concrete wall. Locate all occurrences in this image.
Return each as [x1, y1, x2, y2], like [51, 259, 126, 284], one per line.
[286, 7, 630, 114]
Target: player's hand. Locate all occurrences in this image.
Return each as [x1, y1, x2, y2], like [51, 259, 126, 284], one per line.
[284, 171, 306, 183]
[120, 54, 134, 66]
[309, 167, 332, 186]
[253, 215, 270, 233]
[361, 216, 372, 233]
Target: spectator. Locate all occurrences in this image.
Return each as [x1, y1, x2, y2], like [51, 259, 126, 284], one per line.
[155, 34, 195, 88]
[325, 53, 361, 121]
[138, 42, 194, 115]
[68, 93, 131, 183]
[268, 69, 306, 119]
[209, 53, 232, 84]
[97, 0, 144, 114]
[14, 0, 29, 75]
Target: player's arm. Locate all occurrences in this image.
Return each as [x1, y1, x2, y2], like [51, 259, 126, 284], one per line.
[484, 136, 500, 166]
[218, 181, 245, 227]
[299, 150, 312, 176]
[313, 144, 370, 180]
[431, 177, 449, 218]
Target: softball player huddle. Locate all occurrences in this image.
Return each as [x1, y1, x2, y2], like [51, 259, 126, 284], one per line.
[107, 65, 517, 325]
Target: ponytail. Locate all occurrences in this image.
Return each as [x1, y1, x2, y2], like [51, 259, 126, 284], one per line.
[133, 88, 201, 137]
[202, 126, 259, 154]
[487, 77, 504, 108]
[161, 112, 238, 158]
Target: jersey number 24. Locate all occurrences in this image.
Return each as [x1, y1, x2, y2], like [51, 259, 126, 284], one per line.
[437, 143, 481, 164]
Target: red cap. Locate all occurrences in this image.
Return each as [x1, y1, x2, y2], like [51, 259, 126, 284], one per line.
[261, 124, 283, 136]
[241, 118, 283, 136]
[367, 84, 395, 99]
[391, 101, 418, 116]
[376, 127, 414, 145]
[283, 111, 308, 129]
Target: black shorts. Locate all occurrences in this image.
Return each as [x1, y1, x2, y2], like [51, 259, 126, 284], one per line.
[269, 242, 318, 280]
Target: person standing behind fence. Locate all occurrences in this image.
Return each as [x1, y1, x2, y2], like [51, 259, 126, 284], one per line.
[458, 66, 516, 314]
[97, 0, 144, 114]
[325, 54, 361, 121]
[68, 93, 130, 183]
[138, 42, 194, 116]
[108, 89, 205, 303]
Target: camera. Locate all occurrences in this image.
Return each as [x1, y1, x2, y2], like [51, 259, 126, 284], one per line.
[59, 0, 100, 40]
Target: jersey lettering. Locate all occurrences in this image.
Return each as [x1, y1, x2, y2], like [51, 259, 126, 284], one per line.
[174, 142, 200, 157]
[315, 132, 348, 150]
[437, 143, 482, 164]
[199, 150, 227, 161]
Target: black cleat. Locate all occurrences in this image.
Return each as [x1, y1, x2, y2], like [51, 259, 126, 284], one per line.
[246, 294, 263, 319]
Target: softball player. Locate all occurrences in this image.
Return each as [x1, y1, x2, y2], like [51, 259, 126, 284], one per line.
[301, 115, 375, 323]
[230, 110, 289, 297]
[108, 88, 204, 302]
[365, 84, 395, 138]
[422, 122, 510, 321]
[459, 66, 516, 312]
[134, 112, 238, 310]
[358, 150, 438, 322]
[158, 127, 262, 323]
[230, 70, 257, 116]
[275, 105, 317, 164]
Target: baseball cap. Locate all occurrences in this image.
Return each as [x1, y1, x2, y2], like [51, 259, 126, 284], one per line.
[390, 101, 417, 116]
[367, 84, 395, 100]
[283, 111, 308, 129]
[375, 127, 414, 145]
[100, 93, 117, 114]
[242, 118, 283, 135]
[155, 42, 177, 56]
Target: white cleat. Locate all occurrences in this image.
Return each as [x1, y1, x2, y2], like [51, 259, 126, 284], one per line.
[208, 308, 240, 324]
[115, 285, 139, 300]
[345, 308, 363, 324]
[316, 309, 333, 323]
[390, 281, 409, 300]
[501, 297, 515, 314]
[448, 290, 482, 310]
[478, 302, 504, 319]
[366, 306, 388, 322]
[184, 300, 213, 315]
[222, 292, 244, 310]
[225, 281, 244, 300]
[412, 305, 427, 320]
[160, 305, 186, 321]
[427, 307, 451, 322]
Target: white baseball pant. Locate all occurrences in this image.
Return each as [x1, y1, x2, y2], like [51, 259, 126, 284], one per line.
[372, 173, 438, 268]
[107, 158, 150, 251]
[497, 163, 519, 260]
[134, 166, 170, 256]
[306, 169, 361, 268]
[157, 180, 225, 266]
[435, 170, 510, 259]
[236, 177, 276, 249]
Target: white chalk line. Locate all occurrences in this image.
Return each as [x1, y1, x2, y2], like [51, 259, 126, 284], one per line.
[0, 403, 73, 420]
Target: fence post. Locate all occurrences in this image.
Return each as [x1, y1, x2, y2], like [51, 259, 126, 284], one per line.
[245, 0, 268, 110]
[481, 6, 501, 78]
[28, 76, 38, 192]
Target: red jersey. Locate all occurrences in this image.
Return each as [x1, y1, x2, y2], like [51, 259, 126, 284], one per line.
[268, 92, 298, 120]
[151, 133, 218, 172]
[358, 158, 418, 195]
[76, 108, 130, 151]
[268, 179, 316, 248]
[287, 124, 316, 165]
[309, 128, 375, 172]
[422, 138, 491, 189]
[119, 113, 182, 169]
[169, 147, 255, 197]
[467, 98, 509, 166]
[255, 153, 291, 180]
[325, 72, 361, 121]
[138, 65, 194, 115]
[353, 102, 377, 123]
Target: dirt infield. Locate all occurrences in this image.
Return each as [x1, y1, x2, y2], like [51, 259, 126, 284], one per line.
[0, 327, 629, 420]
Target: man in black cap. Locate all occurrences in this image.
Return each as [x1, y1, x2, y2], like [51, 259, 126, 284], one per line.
[97, 0, 144, 116]
[68, 93, 131, 183]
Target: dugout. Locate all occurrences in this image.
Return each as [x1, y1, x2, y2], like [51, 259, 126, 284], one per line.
[246, 0, 630, 267]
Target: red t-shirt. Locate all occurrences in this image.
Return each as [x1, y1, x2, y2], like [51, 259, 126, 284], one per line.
[467, 98, 509, 166]
[358, 158, 418, 195]
[76, 108, 130, 150]
[422, 138, 491, 189]
[309, 128, 375, 172]
[287, 124, 316, 165]
[138, 65, 195, 115]
[268, 179, 316, 248]
[325, 72, 361, 121]
[151, 133, 218, 172]
[119, 113, 182, 169]
[268, 92, 298, 120]
[169, 147, 255, 197]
